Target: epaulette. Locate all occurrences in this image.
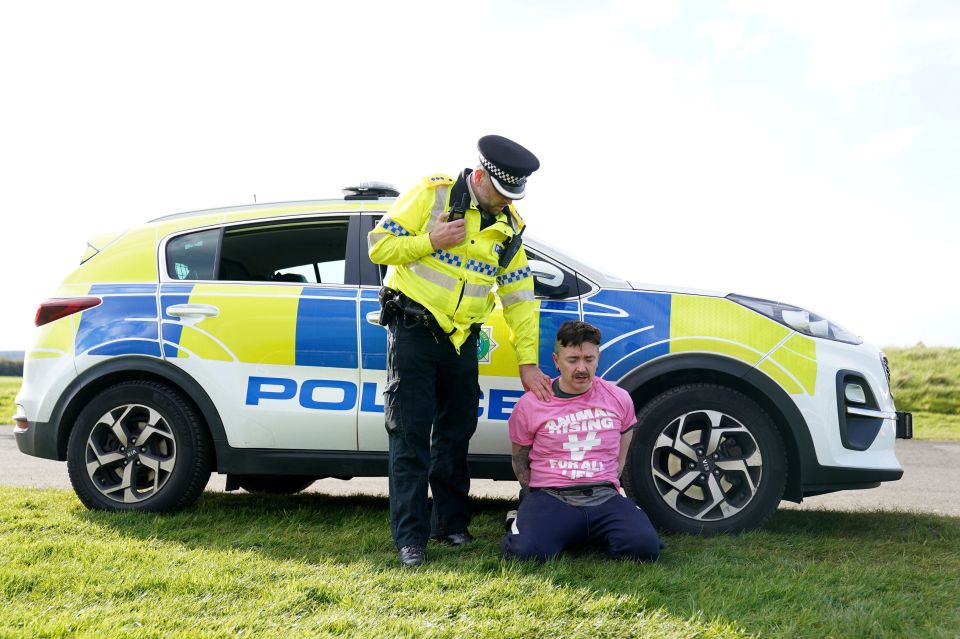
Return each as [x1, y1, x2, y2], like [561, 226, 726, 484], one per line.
[422, 173, 454, 188]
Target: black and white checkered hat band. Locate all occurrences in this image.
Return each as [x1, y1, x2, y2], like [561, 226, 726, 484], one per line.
[480, 155, 526, 187]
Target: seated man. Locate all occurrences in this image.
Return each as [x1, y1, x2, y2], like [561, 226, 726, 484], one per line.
[502, 320, 662, 562]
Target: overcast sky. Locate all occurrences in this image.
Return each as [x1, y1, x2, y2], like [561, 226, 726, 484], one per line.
[2, 0, 957, 350]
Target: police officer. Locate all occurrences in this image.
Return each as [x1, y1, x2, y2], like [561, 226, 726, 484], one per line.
[368, 135, 552, 566]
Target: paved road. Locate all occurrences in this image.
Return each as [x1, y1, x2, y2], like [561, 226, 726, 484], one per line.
[1, 426, 956, 517]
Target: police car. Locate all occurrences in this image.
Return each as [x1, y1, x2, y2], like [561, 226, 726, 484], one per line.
[13, 183, 912, 534]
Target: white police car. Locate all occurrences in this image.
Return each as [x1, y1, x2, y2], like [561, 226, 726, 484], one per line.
[13, 183, 912, 534]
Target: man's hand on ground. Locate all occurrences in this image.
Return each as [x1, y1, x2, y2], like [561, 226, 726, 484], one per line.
[429, 213, 467, 249]
[520, 364, 551, 402]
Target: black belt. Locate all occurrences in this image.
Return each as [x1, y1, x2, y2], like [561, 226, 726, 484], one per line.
[531, 482, 616, 494]
[383, 287, 481, 337]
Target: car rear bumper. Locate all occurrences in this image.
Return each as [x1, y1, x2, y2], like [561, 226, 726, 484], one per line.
[13, 420, 60, 460]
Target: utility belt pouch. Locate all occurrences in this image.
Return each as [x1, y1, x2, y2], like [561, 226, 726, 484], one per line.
[378, 286, 402, 326]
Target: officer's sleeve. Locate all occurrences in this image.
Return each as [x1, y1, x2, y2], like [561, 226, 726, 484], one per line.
[367, 183, 436, 265]
[496, 244, 539, 366]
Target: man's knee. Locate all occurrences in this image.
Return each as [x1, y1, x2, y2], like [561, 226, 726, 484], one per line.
[607, 531, 662, 562]
[501, 533, 560, 562]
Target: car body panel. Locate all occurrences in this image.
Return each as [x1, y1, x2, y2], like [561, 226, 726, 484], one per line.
[15, 196, 904, 496]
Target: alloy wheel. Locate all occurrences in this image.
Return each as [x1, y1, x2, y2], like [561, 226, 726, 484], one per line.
[650, 409, 762, 521]
[84, 404, 178, 504]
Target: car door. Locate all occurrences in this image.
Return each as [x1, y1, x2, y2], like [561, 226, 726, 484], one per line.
[355, 214, 589, 454]
[160, 214, 362, 450]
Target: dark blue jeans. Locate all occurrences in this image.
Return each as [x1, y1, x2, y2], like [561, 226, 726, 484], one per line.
[384, 318, 479, 549]
[502, 490, 662, 562]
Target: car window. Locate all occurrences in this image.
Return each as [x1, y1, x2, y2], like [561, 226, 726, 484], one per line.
[218, 218, 350, 284]
[166, 228, 220, 280]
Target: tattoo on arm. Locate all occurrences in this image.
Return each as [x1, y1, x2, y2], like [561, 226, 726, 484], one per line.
[512, 445, 532, 489]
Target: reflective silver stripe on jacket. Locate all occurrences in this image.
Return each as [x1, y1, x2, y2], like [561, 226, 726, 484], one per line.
[500, 289, 535, 307]
[425, 186, 449, 231]
[463, 282, 491, 298]
[408, 262, 458, 290]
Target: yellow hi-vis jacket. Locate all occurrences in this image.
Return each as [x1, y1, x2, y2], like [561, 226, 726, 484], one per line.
[368, 173, 539, 365]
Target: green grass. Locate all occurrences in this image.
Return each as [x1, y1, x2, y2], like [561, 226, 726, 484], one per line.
[0, 377, 21, 423]
[912, 412, 960, 442]
[884, 347, 960, 441]
[885, 347, 960, 415]
[1, 487, 958, 638]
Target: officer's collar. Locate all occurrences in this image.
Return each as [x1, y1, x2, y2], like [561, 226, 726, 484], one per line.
[459, 169, 479, 210]
[457, 168, 510, 221]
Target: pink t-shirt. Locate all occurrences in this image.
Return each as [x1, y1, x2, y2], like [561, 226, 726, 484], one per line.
[508, 377, 637, 490]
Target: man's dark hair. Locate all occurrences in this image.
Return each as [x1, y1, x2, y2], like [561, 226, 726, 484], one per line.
[554, 320, 602, 352]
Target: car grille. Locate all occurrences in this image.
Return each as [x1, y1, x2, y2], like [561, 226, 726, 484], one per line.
[880, 352, 891, 388]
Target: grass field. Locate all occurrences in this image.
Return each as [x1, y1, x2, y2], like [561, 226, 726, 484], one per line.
[0, 377, 20, 423]
[885, 346, 960, 415]
[885, 346, 960, 441]
[1, 487, 958, 639]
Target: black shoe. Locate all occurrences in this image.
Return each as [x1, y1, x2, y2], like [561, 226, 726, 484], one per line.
[398, 545, 426, 567]
[431, 532, 476, 546]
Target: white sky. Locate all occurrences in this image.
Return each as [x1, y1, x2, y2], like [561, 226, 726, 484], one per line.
[1, 0, 958, 350]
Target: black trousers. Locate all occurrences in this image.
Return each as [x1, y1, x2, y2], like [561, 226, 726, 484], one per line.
[384, 317, 479, 549]
[502, 491, 662, 562]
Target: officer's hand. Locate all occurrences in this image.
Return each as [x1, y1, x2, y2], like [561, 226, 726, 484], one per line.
[429, 213, 467, 249]
[520, 364, 552, 402]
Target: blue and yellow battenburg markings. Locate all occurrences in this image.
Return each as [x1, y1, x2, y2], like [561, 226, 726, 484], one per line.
[76, 284, 674, 389]
[73, 282, 814, 419]
[77, 284, 163, 358]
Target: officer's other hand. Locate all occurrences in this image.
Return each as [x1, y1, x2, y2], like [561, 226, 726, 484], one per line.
[429, 213, 467, 249]
[520, 364, 552, 402]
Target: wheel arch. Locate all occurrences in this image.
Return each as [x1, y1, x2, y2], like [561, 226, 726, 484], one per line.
[49, 356, 226, 470]
[617, 353, 813, 503]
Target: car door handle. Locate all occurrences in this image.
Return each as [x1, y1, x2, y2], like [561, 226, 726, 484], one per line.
[365, 310, 383, 326]
[166, 304, 220, 319]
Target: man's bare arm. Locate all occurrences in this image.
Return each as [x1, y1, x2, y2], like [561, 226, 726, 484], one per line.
[511, 442, 533, 489]
[618, 430, 635, 477]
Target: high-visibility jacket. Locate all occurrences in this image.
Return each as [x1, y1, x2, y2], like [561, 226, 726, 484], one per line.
[368, 173, 539, 365]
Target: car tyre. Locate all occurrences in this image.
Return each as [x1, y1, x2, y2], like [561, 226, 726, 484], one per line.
[234, 475, 317, 494]
[66, 381, 212, 512]
[623, 383, 787, 535]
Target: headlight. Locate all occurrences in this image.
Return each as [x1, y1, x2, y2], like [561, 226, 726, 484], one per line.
[727, 294, 862, 345]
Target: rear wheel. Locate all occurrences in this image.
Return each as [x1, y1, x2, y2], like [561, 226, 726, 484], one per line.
[623, 384, 787, 535]
[66, 381, 212, 512]
[234, 475, 317, 494]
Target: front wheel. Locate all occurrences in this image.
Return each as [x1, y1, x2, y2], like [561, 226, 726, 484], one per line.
[623, 384, 787, 535]
[66, 381, 213, 512]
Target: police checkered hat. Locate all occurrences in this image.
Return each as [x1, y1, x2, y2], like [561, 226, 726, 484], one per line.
[477, 135, 540, 200]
